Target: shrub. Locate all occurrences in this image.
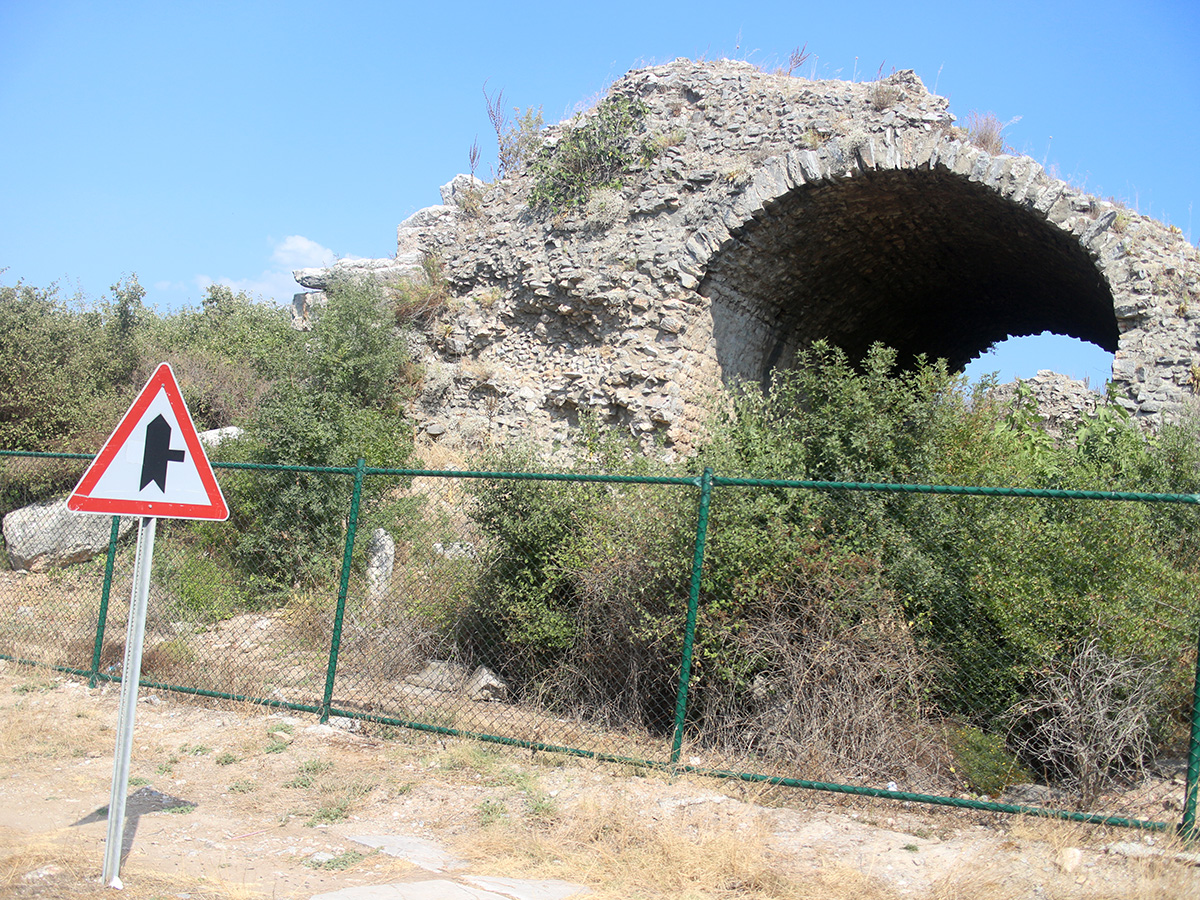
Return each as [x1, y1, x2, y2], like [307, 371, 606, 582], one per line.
[1005, 640, 1168, 806]
[460, 435, 691, 730]
[694, 538, 939, 781]
[456, 344, 1200, 789]
[528, 95, 654, 213]
[0, 280, 124, 453]
[211, 277, 415, 596]
[948, 725, 1033, 797]
[696, 342, 1200, 762]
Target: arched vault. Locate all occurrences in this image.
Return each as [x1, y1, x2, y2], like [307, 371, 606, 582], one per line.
[701, 167, 1119, 386]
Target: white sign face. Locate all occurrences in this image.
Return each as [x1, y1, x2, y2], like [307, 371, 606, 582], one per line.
[68, 363, 228, 520]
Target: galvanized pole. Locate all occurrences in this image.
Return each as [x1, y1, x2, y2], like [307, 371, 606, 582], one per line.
[102, 515, 156, 887]
[670, 468, 713, 766]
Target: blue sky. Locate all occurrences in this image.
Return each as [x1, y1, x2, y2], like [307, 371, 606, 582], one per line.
[2, 0, 1197, 387]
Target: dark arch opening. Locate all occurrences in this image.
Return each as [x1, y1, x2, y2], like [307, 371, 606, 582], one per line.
[701, 168, 1119, 387]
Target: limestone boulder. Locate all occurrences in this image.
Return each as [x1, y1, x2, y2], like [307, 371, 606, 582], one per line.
[439, 174, 484, 207]
[366, 527, 395, 601]
[2, 498, 136, 571]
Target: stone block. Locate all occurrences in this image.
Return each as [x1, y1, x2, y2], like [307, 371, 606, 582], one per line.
[3, 499, 136, 571]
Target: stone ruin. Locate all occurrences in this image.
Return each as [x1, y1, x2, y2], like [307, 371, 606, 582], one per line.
[292, 58, 1200, 453]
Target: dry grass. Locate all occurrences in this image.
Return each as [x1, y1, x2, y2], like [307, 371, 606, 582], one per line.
[457, 790, 898, 900]
[2, 665, 1198, 900]
[0, 830, 263, 899]
[964, 111, 1007, 155]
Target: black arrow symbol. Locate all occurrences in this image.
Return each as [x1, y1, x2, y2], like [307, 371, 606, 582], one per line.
[140, 414, 186, 493]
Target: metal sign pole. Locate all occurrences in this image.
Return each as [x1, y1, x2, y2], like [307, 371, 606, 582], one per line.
[102, 515, 157, 888]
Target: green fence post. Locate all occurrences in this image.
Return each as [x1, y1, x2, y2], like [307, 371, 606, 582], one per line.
[1181, 623, 1200, 839]
[321, 458, 366, 723]
[670, 467, 713, 766]
[89, 516, 121, 687]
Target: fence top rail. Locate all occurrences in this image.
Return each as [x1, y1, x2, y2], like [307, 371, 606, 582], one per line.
[0, 450, 93, 460]
[712, 476, 1200, 505]
[362, 466, 703, 486]
[5, 450, 1199, 504]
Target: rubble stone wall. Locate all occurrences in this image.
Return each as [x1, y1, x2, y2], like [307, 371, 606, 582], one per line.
[293, 59, 1200, 452]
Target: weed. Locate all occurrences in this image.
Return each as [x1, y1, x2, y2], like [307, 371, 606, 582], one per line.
[305, 776, 375, 825]
[165, 804, 196, 815]
[229, 780, 256, 794]
[156, 755, 179, 776]
[181, 743, 212, 755]
[644, 128, 687, 156]
[13, 680, 55, 694]
[526, 793, 559, 824]
[478, 797, 508, 826]
[305, 850, 366, 870]
[903, 844, 919, 852]
[964, 110, 1018, 155]
[390, 252, 452, 325]
[300, 758, 334, 776]
[267, 722, 294, 736]
[285, 759, 331, 787]
[128, 776, 151, 787]
[484, 82, 544, 179]
[467, 137, 480, 181]
[306, 802, 349, 826]
[721, 166, 750, 186]
[782, 44, 811, 77]
[283, 590, 333, 648]
[215, 751, 239, 767]
[869, 65, 900, 111]
[265, 739, 290, 754]
[475, 286, 502, 309]
[457, 182, 485, 219]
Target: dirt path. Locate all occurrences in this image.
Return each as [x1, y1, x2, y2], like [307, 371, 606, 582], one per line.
[1, 662, 1197, 899]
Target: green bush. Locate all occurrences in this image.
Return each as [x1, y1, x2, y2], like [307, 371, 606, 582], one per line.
[458, 341, 1200, 786]
[948, 724, 1033, 796]
[212, 277, 415, 596]
[461, 434, 691, 729]
[528, 95, 654, 213]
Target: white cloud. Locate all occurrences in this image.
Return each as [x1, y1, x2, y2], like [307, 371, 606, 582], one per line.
[195, 270, 307, 305]
[270, 235, 337, 269]
[195, 235, 339, 305]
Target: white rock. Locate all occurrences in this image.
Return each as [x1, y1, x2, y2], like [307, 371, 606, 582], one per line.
[3, 499, 136, 571]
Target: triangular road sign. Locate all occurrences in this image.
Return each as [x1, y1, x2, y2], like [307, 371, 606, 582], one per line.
[68, 363, 229, 520]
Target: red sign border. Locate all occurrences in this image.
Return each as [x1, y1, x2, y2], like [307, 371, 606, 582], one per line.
[67, 363, 229, 521]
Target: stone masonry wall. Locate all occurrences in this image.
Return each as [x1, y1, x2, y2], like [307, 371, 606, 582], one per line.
[293, 59, 1200, 454]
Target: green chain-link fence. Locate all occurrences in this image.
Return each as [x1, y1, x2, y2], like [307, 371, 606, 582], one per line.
[2, 450, 1198, 837]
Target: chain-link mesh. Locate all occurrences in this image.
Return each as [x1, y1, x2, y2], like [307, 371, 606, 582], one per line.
[327, 472, 697, 764]
[681, 484, 1199, 830]
[0, 453, 119, 674]
[2, 450, 1197, 834]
